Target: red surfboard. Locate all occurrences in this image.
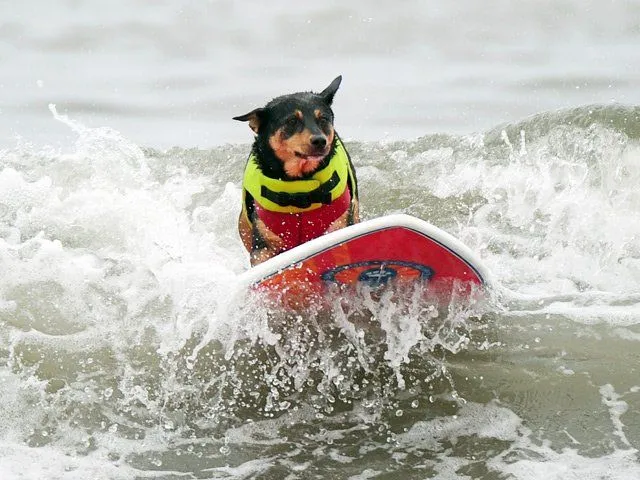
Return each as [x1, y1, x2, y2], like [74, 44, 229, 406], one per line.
[238, 214, 491, 309]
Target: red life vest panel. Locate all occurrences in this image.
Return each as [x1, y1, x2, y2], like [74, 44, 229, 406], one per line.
[254, 188, 351, 250]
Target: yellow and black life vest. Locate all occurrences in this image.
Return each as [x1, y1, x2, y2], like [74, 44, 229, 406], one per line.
[242, 138, 356, 214]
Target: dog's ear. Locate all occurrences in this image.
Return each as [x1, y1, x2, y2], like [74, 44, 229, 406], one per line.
[319, 75, 342, 105]
[233, 108, 265, 134]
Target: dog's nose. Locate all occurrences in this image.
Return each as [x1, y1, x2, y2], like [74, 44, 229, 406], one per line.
[310, 135, 327, 148]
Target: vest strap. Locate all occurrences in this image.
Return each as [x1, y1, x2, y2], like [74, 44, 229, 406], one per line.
[260, 170, 340, 209]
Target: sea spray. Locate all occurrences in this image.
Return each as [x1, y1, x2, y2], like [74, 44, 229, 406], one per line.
[2, 105, 640, 477]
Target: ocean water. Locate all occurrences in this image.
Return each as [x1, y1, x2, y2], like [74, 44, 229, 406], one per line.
[2, 1, 640, 479]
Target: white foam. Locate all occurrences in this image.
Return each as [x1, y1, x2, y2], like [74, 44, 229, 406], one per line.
[0, 443, 138, 480]
[419, 126, 640, 298]
[398, 401, 522, 449]
[2, 110, 640, 478]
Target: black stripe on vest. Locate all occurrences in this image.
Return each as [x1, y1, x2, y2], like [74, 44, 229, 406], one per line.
[260, 170, 341, 209]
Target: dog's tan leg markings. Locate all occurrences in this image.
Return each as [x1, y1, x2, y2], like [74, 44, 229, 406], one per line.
[255, 219, 284, 250]
[326, 210, 350, 234]
[326, 197, 359, 233]
[350, 198, 360, 224]
[249, 219, 285, 266]
[250, 248, 278, 265]
[238, 213, 253, 253]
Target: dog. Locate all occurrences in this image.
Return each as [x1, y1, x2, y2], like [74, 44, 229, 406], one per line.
[234, 75, 359, 266]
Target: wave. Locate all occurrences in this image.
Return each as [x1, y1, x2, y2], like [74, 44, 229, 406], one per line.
[1, 103, 640, 478]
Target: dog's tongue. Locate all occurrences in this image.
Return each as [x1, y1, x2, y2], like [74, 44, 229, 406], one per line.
[302, 155, 324, 165]
[299, 156, 323, 173]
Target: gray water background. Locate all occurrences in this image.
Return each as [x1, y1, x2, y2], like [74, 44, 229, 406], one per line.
[2, 0, 639, 148]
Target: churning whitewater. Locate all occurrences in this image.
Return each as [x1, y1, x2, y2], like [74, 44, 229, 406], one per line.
[1, 104, 640, 478]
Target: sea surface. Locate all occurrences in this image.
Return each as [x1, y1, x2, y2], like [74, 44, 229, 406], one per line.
[2, 1, 640, 479]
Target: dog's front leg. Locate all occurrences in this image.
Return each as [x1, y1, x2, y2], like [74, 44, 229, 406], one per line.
[326, 199, 360, 234]
[250, 219, 285, 266]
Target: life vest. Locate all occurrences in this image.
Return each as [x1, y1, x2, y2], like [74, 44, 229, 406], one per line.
[242, 138, 356, 251]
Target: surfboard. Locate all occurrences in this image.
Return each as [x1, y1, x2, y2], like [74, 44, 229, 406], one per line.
[238, 214, 491, 309]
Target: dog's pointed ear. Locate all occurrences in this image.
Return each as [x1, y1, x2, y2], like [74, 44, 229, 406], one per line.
[233, 108, 265, 134]
[319, 75, 342, 105]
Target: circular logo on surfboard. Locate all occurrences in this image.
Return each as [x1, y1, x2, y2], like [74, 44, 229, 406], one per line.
[321, 261, 434, 288]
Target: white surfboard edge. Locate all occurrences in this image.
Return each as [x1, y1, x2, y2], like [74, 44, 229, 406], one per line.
[236, 213, 493, 289]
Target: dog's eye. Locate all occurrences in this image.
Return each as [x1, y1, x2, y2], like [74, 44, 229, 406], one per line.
[282, 117, 301, 135]
[317, 115, 332, 134]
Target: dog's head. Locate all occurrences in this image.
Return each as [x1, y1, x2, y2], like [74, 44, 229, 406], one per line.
[234, 76, 342, 179]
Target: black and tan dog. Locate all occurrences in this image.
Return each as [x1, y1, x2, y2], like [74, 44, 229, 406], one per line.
[234, 76, 359, 266]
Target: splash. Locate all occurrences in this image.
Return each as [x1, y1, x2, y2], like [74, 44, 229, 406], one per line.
[2, 104, 640, 477]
